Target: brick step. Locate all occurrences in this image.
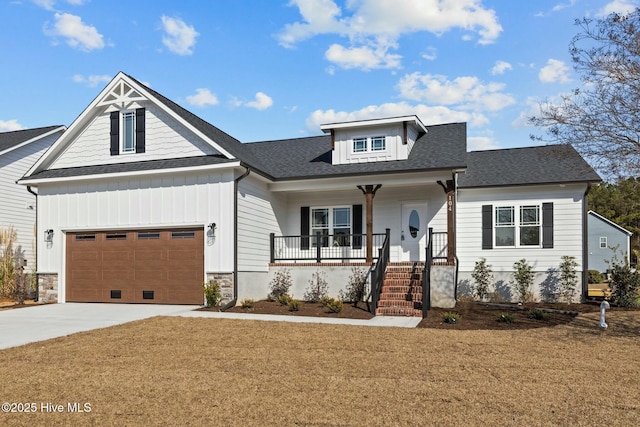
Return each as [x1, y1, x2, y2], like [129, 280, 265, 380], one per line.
[375, 307, 423, 316]
[379, 292, 422, 301]
[380, 285, 422, 293]
[385, 268, 424, 274]
[377, 300, 421, 308]
[384, 273, 422, 279]
[383, 278, 422, 286]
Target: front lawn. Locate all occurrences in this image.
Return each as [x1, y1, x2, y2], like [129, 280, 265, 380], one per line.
[0, 311, 639, 425]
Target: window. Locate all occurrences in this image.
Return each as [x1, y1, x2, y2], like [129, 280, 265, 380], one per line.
[311, 207, 351, 247]
[106, 233, 127, 241]
[494, 205, 541, 247]
[372, 136, 386, 151]
[122, 111, 136, 153]
[110, 108, 145, 156]
[138, 232, 160, 240]
[75, 234, 96, 241]
[353, 137, 367, 153]
[171, 231, 195, 239]
[600, 237, 607, 248]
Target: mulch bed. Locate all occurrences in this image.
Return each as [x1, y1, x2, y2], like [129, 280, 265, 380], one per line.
[202, 299, 375, 319]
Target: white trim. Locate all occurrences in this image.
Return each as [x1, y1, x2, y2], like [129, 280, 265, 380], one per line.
[18, 161, 242, 185]
[0, 126, 66, 157]
[320, 115, 428, 134]
[120, 110, 136, 154]
[60, 223, 205, 233]
[588, 210, 633, 236]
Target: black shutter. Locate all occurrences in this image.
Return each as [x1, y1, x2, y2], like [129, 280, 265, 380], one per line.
[135, 108, 146, 153]
[542, 202, 554, 248]
[301, 207, 310, 250]
[482, 205, 493, 249]
[110, 111, 119, 156]
[352, 204, 363, 249]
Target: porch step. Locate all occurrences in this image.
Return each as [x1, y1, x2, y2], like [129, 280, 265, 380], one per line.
[375, 264, 425, 317]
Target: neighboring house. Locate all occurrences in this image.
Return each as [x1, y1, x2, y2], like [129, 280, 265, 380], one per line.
[0, 126, 65, 271]
[18, 72, 601, 310]
[587, 210, 632, 273]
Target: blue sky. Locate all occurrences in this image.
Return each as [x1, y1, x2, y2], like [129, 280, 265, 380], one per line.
[1, 0, 638, 150]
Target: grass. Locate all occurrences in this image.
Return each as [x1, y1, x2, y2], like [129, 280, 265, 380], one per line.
[1, 311, 639, 426]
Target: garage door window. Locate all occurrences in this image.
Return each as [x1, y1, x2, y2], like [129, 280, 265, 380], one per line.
[138, 232, 160, 240]
[106, 233, 127, 241]
[171, 231, 195, 239]
[75, 234, 96, 241]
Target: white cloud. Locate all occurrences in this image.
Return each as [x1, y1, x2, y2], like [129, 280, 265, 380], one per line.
[0, 119, 23, 132]
[325, 43, 401, 70]
[468, 136, 501, 151]
[161, 16, 199, 56]
[305, 102, 488, 133]
[246, 92, 273, 110]
[72, 74, 111, 87]
[539, 58, 571, 83]
[598, 0, 639, 16]
[491, 60, 512, 75]
[421, 47, 437, 61]
[45, 12, 105, 51]
[397, 72, 515, 112]
[512, 97, 545, 128]
[186, 88, 219, 107]
[278, 0, 502, 70]
[32, 0, 87, 8]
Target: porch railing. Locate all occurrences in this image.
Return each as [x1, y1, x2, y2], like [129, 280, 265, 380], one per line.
[431, 231, 448, 261]
[270, 232, 387, 263]
[369, 229, 390, 315]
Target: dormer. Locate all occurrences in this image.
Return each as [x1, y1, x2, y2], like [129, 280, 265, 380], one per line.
[321, 116, 427, 165]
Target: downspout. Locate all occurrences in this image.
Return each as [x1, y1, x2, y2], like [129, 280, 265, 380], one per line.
[582, 184, 591, 302]
[26, 186, 38, 302]
[221, 166, 250, 311]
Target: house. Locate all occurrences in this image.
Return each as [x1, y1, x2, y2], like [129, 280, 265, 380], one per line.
[587, 210, 632, 274]
[18, 72, 601, 310]
[0, 126, 65, 272]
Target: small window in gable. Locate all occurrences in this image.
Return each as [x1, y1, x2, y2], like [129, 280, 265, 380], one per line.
[372, 136, 386, 151]
[600, 237, 607, 248]
[353, 137, 367, 153]
[122, 111, 136, 153]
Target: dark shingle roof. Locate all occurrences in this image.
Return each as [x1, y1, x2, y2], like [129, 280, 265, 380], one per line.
[458, 144, 601, 188]
[0, 126, 63, 153]
[244, 122, 467, 180]
[24, 155, 235, 180]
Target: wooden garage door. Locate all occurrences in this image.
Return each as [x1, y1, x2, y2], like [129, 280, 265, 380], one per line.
[66, 228, 204, 304]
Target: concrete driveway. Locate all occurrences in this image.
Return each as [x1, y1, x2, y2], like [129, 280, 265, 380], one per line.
[0, 303, 199, 350]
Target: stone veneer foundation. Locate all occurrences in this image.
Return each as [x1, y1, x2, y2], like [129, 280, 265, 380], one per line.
[207, 272, 234, 305]
[38, 273, 58, 303]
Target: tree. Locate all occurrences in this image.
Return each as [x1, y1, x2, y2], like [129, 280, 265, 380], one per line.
[530, 9, 640, 178]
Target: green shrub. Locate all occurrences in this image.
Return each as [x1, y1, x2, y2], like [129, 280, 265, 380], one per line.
[588, 270, 604, 284]
[471, 258, 493, 301]
[496, 313, 515, 323]
[512, 259, 534, 303]
[240, 298, 254, 309]
[277, 294, 293, 306]
[288, 299, 301, 311]
[325, 298, 343, 313]
[528, 308, 547, 320]
[343, 267, 368, 307]
[441, 312, 461, 324]
[319, 295, 333, 307]
[304, 270, 329, 302]
[268, 268, 292, 301]
[609, 258, 640, 308]
[559, 255, 579, 303]
[203, 280, 222, 307]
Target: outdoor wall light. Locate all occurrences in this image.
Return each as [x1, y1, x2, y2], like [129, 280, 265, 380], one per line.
[44, 229, 54, 243]
[208, 223, 217, 235]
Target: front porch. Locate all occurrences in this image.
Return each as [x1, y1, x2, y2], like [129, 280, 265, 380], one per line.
[268, 228, 456, 317]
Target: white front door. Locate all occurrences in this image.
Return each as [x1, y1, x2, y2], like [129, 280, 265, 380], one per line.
[401, 203, 427, 262]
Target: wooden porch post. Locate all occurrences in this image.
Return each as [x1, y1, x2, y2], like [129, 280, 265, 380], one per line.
[438, 179, 456, 264]
[357, 184, 382, 263]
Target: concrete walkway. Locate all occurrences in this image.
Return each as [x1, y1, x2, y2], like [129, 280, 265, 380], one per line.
[0, 303, 422, 350]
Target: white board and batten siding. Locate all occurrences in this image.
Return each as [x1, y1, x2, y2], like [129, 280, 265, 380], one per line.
[456, 184, 588, 299]
[50, 104, 220, 170]
[36, 170, 236, 302]
[236, 174, 287, 272]
[0, 132, 61, 268]
[332, 124, 410, 165]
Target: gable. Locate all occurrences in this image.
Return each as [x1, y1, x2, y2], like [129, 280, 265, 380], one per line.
[49, 102, 221, 170]
[26, 73, 238, 178]
[588, 211, 632, 237]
